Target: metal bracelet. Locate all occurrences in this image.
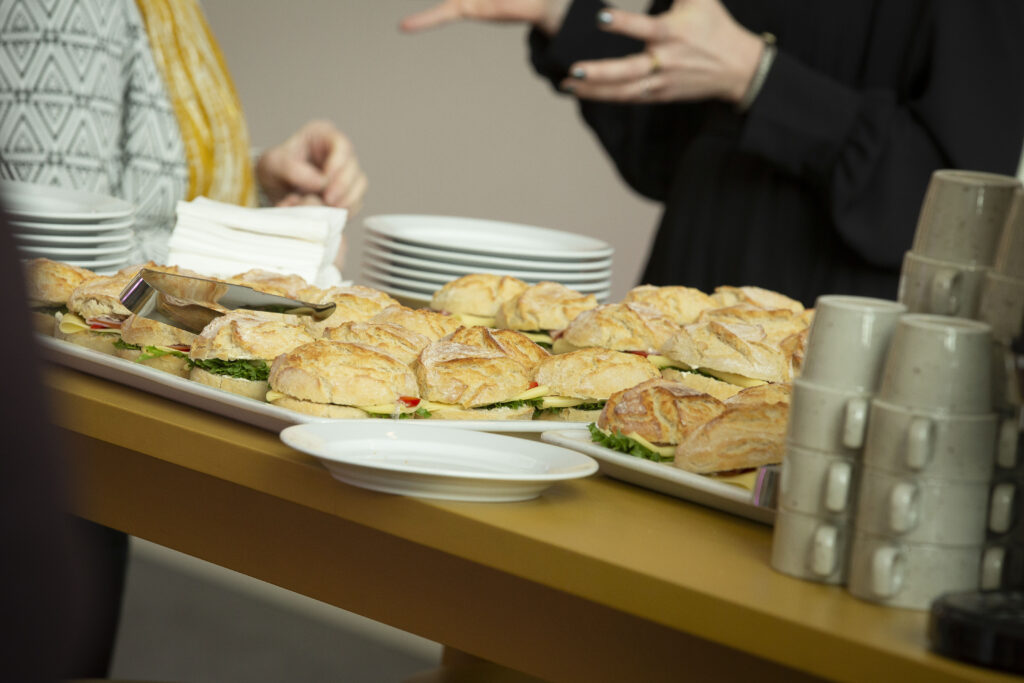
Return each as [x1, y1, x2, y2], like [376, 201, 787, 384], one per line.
[738, 33, 777, 112]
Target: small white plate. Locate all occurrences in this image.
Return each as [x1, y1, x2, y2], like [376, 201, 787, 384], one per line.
[281, 421, 598, 502]
[541, 429, 775, 525]
[366, 234, 614, 271]
[365, 214, 614, 261]
[363, 251, 613, 284]
[363, 244, 613, 278]
[17, 242, 133, 257]
[0, 181, 134, 222]
[11, 217, 135, 234]
[14, 229, 133, 245]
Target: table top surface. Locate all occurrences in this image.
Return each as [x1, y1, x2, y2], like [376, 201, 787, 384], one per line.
[44, 363, 1020, 683]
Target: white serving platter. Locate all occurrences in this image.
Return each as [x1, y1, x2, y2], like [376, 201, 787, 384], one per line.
[365, 214, 614, 261]
[366, 234, 614, 272]
[280, 421, 598, 502]
[0, 181, 133, 222]
[40, 336, 559, 436]
[541, 429, 775, 525]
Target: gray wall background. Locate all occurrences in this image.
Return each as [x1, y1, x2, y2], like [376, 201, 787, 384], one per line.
[204, 0, 660, 302]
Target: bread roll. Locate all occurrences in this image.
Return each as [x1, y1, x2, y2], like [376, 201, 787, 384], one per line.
[414, 341, 532, 408]
[189, 310, 314, 361]
[425, 404, 535, 420]
[495, 281, 597, 332]
[598, 377, 726, 446]
[660, 321, 789, 384]
[556, 302, 680, 354]
[443, 326, 550, 370]
[269, 340, 419, 407]
[779, 328, 809, 378]
[66, 271, 138, 320]
[115, 348, 190, 377]
[622, 285, 717, 325]
[430, 273, 529, 318]
[303, 285, 400, 334]
[189, 366, 269, 401]
[23, 258, 98, 307]
[726, 382, 792, 406]
[697, 304, 809, 345]
[710, 285, 804, 314]
[370, 305, 462, 340]
[674, 400, 789, 474]
[324, 321, 431, 365]
[228, 268, 310, 298]
[534, 347, 660, 400]
[119, 314, 196, 348]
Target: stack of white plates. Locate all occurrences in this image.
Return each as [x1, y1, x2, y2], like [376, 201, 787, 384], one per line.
[1, 181, 135, 274]
[362, 214, 614, 305]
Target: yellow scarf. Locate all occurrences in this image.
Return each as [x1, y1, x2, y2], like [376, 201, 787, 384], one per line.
[135, 0, 256, 207]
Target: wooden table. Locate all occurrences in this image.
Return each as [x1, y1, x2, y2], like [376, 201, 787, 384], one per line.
[45, 366, 1017, 683]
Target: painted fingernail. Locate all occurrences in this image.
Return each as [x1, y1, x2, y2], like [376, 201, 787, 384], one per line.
[597, 10, 613, 25]
[570, 67, 586, 80]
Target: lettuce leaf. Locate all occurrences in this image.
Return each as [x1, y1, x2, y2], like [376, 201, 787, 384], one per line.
[479, 397, 545, 410]
[113, 339, 141, 351]
[137, 346, 189, 363]
[368, 406, 433, 419]
[190, 358, 270, 382]
[536, 400, 606, 416]
[587, 423, 674, 463]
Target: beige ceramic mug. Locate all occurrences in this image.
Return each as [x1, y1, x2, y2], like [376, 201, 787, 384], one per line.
[771, 506, 851, 585]
[779, 445, 859, 517]
[993, 186, 1024, 279]
[911, 169, 1020, 266]
[786, 379, 872, 455]
[897, 250, 990, 317]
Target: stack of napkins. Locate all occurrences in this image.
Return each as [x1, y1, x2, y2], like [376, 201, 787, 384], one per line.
[166, 197, 347, 287]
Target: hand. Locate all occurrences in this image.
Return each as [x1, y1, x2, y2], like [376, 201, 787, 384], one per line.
[559, 0, 763, 104]
[400, 0, 571, 35]
[255, 119, 368, 213]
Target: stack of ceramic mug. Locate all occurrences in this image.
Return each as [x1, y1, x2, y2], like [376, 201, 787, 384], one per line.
[771, 295, 907, 584]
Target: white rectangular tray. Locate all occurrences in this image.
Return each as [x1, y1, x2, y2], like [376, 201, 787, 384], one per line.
[541, 429, 775, 525]
[40, 336, 557, 435]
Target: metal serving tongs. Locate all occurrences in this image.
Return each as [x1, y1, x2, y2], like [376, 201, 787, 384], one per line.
[119, 269, 337, 333]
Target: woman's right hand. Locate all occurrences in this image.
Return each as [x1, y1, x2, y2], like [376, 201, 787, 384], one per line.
[399, 0, 571, 35]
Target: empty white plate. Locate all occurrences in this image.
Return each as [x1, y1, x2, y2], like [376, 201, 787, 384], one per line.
[18, 242, 133, 257]
[366, 234, 614, 272]
[365, 214, 614, 262]
[280, 421, 598, 502]
[14, 230, 133, 245]
[363, 252, 613, 285]
[0, 181, 133, 223]
[362, 264, 610, 295]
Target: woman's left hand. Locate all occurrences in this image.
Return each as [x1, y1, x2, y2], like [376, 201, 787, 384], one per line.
[256, 119, 368, 213]
[559, 0, 763, 104]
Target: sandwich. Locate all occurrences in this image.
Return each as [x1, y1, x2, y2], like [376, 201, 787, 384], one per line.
[550, 302, 680, 355]
[709, 285, 805, 314]
[429, 273, 529, 326]
[674, 383, 792, 474]
[114, 314, 196, 377]
[22, 258, 99, 335]
[695, 303, 809, 345]
[412, 340, 543, 420]
[322, 320, 431, 366]
[266, 339, 424, 418]
[658, 320, 790, 387]
[494, 281, 598, 349]
[531, 347, 660, 421]
[590, 377, 727, 461]
[55, 262, 156, 353]
[369, 305, 463, 341]
[621, 284, 717, 325]
[188, 309, 315, 399]
[302, 285, 400, 335]
[442, 325, 550, 371]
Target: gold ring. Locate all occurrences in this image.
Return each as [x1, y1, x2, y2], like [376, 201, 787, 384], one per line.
[648, 50, 662, 75]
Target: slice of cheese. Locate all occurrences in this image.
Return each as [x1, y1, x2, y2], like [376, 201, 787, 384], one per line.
[710, 469, 759, 491]
[539, 395, 588, 409]
[520, 331, 553, 345]
[646, 354, 688, 370]
[57, 312, 89, 335]
[703, 369, 767, 388]
[455, 313, 496, 327]
[594, 425, 675, 459]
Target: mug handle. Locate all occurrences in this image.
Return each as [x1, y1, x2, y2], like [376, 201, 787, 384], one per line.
[810, 524, 839, 577]
[841, 397, 869, 450]
[890, 482, 920, 533]
[989, 482, 1016, 534]
[981, 546, 1005, 591]
[872, 545, 905, 598]
[929, 267, 961, 315]
[824, 461, 853, 513]
[905, 417, 934, 470]
[996, 417, 1020, 470]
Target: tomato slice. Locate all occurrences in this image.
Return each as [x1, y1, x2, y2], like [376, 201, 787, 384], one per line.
[87, 318, 122, 330]
[398, 396, 421, 408]
[168, 345, 191, 352]
[528, 381, 539, 389]
[626, 350, 651, 357]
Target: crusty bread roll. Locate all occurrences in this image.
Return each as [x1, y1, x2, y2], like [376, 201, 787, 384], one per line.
[598, 377, 726, 446]
[534, 347, 660, 400]
[55, 326, 119, 355]
[494, 281, 597, 332]
[554, 302, 680, 354]
[779, 328, 809, 378]
[710, 285, 805, 314]
[269, 340, 419, 407]
[303, 285, 401, 334]
[674, 400, 789, 474]
[430, 273, 529, 318]
[23, 258, 98, 307]
[414, 341, 532, 408]
[66, 271, 138, 320]
[660, 320, 789, 384]
[443, 326, 550, 370]
[697, 304, 809, 345]
[119, 314, 196, 348]
[659, 368, 743, 401]
[370, 305, 462, 341]
[115, 348, 190, 377]
[323, 321, 431, 365]
[726, 382, 792, 406]
[266, 395, 371, 419]
[622, 285, 717, 325]
[189, 310, 314, 361]
[227, 268, 310, 298]
[189, 366, 269, 401]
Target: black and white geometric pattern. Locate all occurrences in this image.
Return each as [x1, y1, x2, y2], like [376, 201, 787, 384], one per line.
[0, 0, 188, 262]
